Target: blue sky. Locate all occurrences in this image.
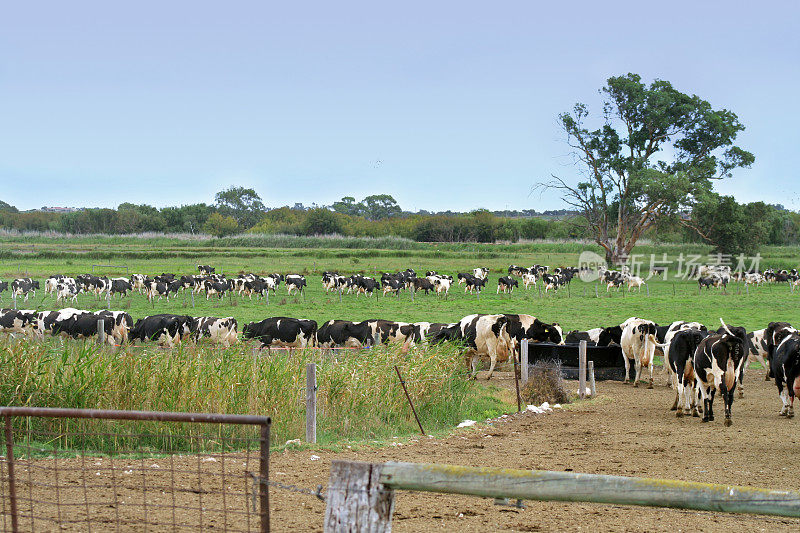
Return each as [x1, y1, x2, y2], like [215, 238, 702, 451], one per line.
[1, 1, 798, 212]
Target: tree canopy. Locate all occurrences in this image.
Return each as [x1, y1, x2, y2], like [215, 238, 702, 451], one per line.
[544, 73, 754, 264]
[214, 186, 266, 229]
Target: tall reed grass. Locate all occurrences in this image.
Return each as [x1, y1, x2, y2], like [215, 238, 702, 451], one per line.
[0, 337, 505, 454]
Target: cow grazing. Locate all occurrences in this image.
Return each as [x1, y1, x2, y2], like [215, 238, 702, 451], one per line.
[193, 316, 238, 347]
[0, 308, 37, 334]
[694, 332, 744, 425]
[243, 317, 317, 350]
[198, 265, 215, 275]
[542, 273, 561, 292]
[503, 314, 563, 362]
[620, 317, 658, 388]
[565, 326, 621, 347]
[507, 265, 528, 277]
[457, 314, 513, 380]
[496, 276, 518, 294]
[95, 310, 133, 344]
[666, 329, 708, 417]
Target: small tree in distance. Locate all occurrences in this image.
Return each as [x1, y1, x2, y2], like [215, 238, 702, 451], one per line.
[203, 212, 239, 237]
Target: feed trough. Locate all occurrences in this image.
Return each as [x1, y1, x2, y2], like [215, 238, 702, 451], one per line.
[526, 342, 633, 381]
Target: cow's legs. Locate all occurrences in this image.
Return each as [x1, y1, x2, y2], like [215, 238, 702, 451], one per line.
[673, 381, 682, 415]
[723, 388, 734, 426]
[633, 357, 642, 388]
[778, 383, 790, 416]
[622, 355, 631, 384]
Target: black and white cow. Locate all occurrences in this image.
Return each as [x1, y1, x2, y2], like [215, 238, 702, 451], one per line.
[496, 276, 518, 294]
[356, 277, 379, 297]
[507, 265, 528, 277]
[472, 267, 489, 280]
[771, 331, 800, 418]
[565, 326, 622, 346]
[193, 316, 238, 347]
[11, 278, 40, 301]
[285, 275, 306, 295]
[130, 314, 195, 347]
[110, 278, 133, 297]
[315, 320, 372, 349]
[0, 281, 7, 299]
[0, 308, 37, 334]
[95, 310, 133, 344]
[147, 281, 170, 302]
[382, 277, 403, 297]
[52, 312, 116, 345]
[694, 332, 744, 425]
[746, 328, 770, 380]
[411, 277, 434, 295]
[198, 265, 215, 275]
[503, 314, 563, 362]
[542, 273, 562, 293]
[620, 317, 658, 388]
[465, 277, 485, 295]
[457, 314, 513, 380]
[243, 317, 317, 350]
[659, 321, 707, 384]
[666, 329, 708, 416]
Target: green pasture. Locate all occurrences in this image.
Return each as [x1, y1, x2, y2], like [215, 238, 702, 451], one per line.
[1, 238, 799, 332]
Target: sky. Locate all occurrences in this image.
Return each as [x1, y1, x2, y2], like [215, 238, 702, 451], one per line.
[1, 1, 798, 213]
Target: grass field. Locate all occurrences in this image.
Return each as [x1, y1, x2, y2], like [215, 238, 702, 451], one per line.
[2, 236, 799, 332]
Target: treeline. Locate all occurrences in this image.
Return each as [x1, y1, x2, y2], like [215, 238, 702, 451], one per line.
[2, 190, 799, 251]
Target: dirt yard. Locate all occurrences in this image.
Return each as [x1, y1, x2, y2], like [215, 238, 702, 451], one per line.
[5, 367, 800, 532]
[270, 367, 800, 532]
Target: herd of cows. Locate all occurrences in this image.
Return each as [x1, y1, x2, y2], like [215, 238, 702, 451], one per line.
[1, 263, 799, 427]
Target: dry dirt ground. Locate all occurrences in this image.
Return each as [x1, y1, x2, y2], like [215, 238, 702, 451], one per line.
[4, 367, 800, 532]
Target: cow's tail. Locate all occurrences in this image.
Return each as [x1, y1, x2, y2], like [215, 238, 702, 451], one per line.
[641, 334, 657, 367]
[719, 318, 735, 337]
[725, 357, 736, 390]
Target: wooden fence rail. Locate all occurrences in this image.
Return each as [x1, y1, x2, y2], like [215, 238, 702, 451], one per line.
[324, 460, 800, 532]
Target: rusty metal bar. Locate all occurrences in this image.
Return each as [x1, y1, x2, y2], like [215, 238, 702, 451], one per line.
[0, 407, 270, 426]
[394, 366, 425, 436]
[4, 415, 19, 533]
[260, 422, 271, 533]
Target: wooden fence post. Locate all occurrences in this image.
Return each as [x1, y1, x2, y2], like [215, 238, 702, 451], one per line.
[324, 461, 395, 533]
[588, 360, 596, 397]
[306, 363, 317, 444]
[97, 319, 105, 346]
[579, 340, 587, 399]
[521, 339, 529, 385]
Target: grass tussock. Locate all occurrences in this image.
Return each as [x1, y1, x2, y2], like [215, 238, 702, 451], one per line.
[0, 337, 506, 454]
[521, 360, 570, 406]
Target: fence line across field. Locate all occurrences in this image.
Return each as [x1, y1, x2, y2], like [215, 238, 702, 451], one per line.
[323, 460, 800, 532]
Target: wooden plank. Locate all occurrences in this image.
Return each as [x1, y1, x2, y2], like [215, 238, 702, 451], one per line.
[588, 360, 596, 397]
[324, 461, 395, 533]
[379, 462, 800, 518]
[520, 340, 529, 385]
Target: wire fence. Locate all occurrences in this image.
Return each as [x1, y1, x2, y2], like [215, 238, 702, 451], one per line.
[0, 407, 271, 532]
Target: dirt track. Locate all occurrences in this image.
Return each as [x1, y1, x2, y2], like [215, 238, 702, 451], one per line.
[270, 368, 800, 532]
[6, 367, 800, 531]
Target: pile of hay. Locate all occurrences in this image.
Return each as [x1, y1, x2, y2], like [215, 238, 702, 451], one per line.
[521, 359, 570, 405]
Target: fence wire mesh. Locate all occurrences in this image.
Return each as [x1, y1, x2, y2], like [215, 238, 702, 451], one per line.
[0, 408, 270, 532]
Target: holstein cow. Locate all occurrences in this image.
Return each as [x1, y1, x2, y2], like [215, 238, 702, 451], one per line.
[564, 325, 622, 347]
[714, 321, 749, 397]
[0, 308, 37, 335]
[433, 277, 451, 298]
[130, 314, 195, 347]
[522, 273, 537, 290]
[411, 277, 434, 295]
[694, 330, 744, 425]
[11, 278, 39, 301]
[496, 276, 518, 294]
[620, 317, 658, 388]
[0, 281, 7, 299]
[666, 328, 708, 417]
[110, 278, 133, 298]
[472, 267, 489, 280]
[658, 321, 707, 383]
[626, 275, 646, 292]
[316, 320, 372, 350]
[458, 314, 513, 380]
[95, 310, 133, 344]
[53, 313, 117, 346]
[464, 277, 485, 295]
[746, 328, 770, 380]
[243, 317, 317, 351]
[193, 317, 238, 347]
[771, 331, 800, 418]
[503, 314, 563, 364]
[198, 265, 215, 275]
[285, 275, 306, 295]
